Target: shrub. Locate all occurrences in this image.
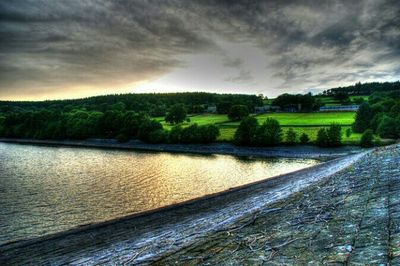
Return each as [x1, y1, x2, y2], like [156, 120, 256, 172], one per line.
[234, 117, 258, 145]
[300, 133, 310, 144]
[326, 124, 342, 147]
[116, 133, 129, 143]
[254, 118, 282, 146]
[345, 128, 352, 138]
[137, 120, 164, 143]
[173, 124, 220, 144]
[143, 129, 167, 144]
[200, 124, 220, 143]
[360, 129, 374, 147]
[316, 124, 342, 147]
[316, 128, 329, 147]
[286, 128, 297, 145]
[168, 125, 183, 143]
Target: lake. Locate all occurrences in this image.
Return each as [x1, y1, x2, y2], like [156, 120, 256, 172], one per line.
[0, 142, 319, 245]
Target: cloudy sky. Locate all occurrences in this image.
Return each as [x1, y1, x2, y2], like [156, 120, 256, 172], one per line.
[0, 0, 399, 100]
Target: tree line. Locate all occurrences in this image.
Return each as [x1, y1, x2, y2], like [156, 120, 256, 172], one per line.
[0, 92, 263, 116]
[323, 81, 400, 97]
[0, 108, 220, 144]
[352, 91, 400, 146]
[233, 116, 344, 147]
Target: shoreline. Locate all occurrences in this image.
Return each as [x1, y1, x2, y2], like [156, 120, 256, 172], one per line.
[0, 144, 370, 265]
[0, 138, 364, 159]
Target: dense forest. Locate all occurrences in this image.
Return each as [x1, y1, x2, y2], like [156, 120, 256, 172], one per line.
[0, 92, 262, 116]
[0, 108, 221, 144]
[323, 81, 400, 96]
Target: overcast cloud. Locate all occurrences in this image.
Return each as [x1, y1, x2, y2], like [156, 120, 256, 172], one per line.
[0, 0, 399, 99]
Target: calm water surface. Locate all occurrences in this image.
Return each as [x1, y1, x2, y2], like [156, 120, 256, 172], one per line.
[0, 142, 319, 245]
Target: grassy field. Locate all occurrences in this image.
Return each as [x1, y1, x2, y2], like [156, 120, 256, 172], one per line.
[222, 112, 356, 127]
[155, 114, 230, 130]
[217, 126, 362, 144]
[155, 111, 363, 144]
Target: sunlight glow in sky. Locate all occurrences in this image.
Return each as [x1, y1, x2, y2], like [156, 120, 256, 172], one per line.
[0, 0, 399, 100]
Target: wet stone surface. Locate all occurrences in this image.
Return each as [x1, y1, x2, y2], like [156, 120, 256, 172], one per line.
[154, 145, 400, 265]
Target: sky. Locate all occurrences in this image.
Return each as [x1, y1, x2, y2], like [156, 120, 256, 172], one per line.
[0, 0, 399, 100]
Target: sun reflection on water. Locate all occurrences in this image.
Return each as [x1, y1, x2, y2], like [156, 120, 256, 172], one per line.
[0, 143, 318, 244]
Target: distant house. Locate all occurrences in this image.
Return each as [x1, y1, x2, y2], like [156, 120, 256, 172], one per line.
[255, 105, 281, 113]
[255, 105, 270, 113]
[205, 105, 217, 113]
[319, 105, 359, 112]
[284, 106, 298, 112]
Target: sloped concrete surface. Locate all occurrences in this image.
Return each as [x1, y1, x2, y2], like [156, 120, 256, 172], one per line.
[155, 145, 400, 265]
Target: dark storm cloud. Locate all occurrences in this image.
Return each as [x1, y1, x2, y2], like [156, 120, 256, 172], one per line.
[0, 0, 399, 99]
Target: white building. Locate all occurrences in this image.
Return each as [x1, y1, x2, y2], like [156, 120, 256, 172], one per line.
[319, 105, 359, 112]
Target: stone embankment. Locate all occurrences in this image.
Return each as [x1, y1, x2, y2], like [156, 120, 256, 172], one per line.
[0, 138, 363, 159]
[155, 144, 400, 265]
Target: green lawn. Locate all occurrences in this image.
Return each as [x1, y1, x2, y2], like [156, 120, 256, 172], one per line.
[154, 112, 363, 144]
[155, 114, 230, 130]
[222, 112, 356, 127]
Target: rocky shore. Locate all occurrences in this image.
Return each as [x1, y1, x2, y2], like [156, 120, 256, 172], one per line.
[0, 138, 363, 159]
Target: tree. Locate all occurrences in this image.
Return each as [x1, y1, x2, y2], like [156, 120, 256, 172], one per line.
[377, 116, 400, 139]
[316, 128, 329, 147]
[121, 111, 147, 138]
[199, 125, 220, 143]
[353, 97, 365, 105]
[360, 129, 374, 147]
[178, 124, 220, 143]
[0, 115, 5, 136]
[216, 101, 233, 114]
[100, 110, 124, 137]
[233, 117, 258, 145]
[165, 104, 187, 124]
[326, 124, 342, 147]
[345, 128, 352, 138]
[353, 103, 373, 133]
[191, 104, 205, 114]
[316, 124, 342, 147]
[390, 103, 400, 117]
[168, 125, 183, 143]
[272, 93, 317, 112]
[286, 128, 297, 145]
[254, 118, 282, 146]
[137, 120, 164, 143]
[228, 105, 249, 121]
[147, 129, 167, 143]
[300, 133, 310, 144]
[333, 92, 349, 103]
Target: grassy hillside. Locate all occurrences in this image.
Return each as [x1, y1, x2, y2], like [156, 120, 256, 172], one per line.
[156, 112, 362, 144]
